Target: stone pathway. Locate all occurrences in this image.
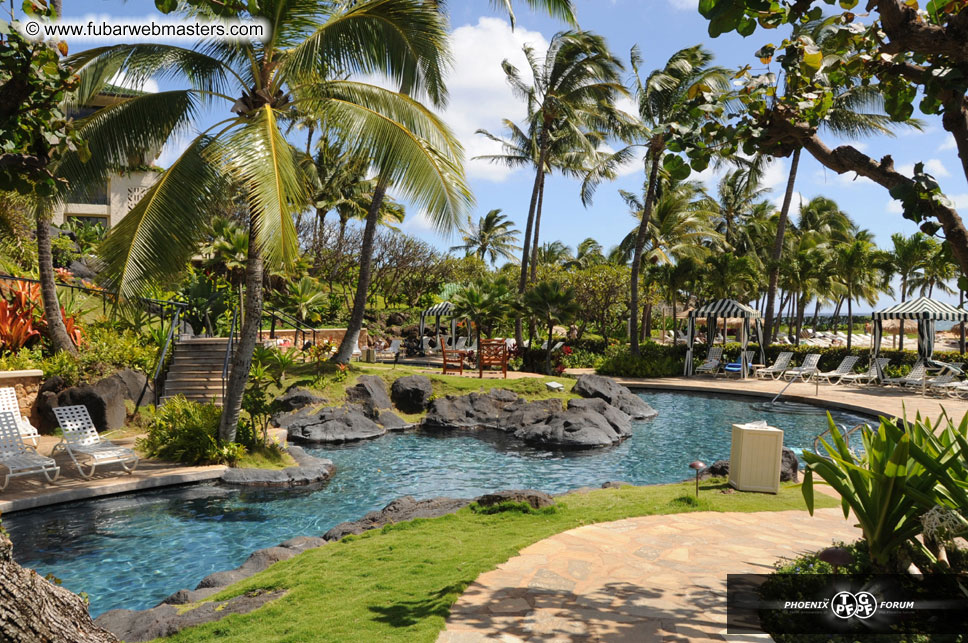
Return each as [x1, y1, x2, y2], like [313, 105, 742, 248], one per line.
[439, 508, 861, 642]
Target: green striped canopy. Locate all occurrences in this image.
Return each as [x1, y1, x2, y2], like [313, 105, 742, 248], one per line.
[872, 296, 968, 321]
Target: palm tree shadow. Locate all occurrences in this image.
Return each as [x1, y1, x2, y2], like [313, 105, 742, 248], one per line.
[368, 582, 471, 628]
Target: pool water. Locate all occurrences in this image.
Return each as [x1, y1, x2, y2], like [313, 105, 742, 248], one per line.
[3, 392, 869, 617]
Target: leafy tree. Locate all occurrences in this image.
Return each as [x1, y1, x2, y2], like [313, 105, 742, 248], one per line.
[523, 279, 579, 374]
[450, 209, 520, 265]
[564, 238, 605, 270]
[693, 1, 968, 280]
[79, 0, 470, 441]
[911, 240, 956, 298]
[565, 263, 628, 341]
[450, 276, 517, 351]
[834, 240, 891, 350]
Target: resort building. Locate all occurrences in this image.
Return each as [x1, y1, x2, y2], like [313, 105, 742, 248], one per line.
[52, 86, 162, 230]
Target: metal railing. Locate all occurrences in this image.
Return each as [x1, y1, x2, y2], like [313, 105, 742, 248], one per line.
[264, 307, 317, 349]
[813, 422, 869, 454]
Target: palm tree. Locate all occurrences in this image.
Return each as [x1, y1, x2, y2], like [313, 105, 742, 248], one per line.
[834, 240, 891, 350]
[564, 238, 605, 270]
[534, 241, 574, 267]
[707, 165, 772, 252]
[889, 232, 932, 349]
[523, 279, 579, 373]
[761, 17, 921, 345]
[489, 0, 577, 26]
[477, 31, 626, 346]
[583, 45, 730, 355]
[72, 0, 470, 442]
[451, 276, 517, 351]
[912, 241, 957, 298]
[450, 209, 520, 265]
[704, 252, 759, 302]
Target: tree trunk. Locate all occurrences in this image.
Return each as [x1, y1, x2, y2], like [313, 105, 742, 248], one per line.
[335, 180, 387, 363]
[516, 139, 547, 347]
[545, 321, 554, 374]
[218, 221, 263, 443]
[643, 302, 652, 341]
[529, 173, 545, 283]
[846, 295, 853, 351]
[629, 151, 661, 356]
[0, 531, 118, 642]
[899, 284, 907, 350]
[811, 299, 821, 334]
[35, 207, 77, 356]
[671, 298, 677, 346]
[961, 289, 966, 354]
[763, 148, 800, 349]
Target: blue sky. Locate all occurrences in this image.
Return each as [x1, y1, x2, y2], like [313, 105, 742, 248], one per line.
[46, 0, 967, 309]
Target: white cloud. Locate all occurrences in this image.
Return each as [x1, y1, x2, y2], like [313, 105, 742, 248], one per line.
[951, 193, 968, 210]
[668, 0, 698, 9]
[439, 17, 549, 182]
[773, 191, 804, 211]
[761, 158, 788, 190]
[401, 209, 450, 238]
[939, 137, 957, 151]
[897, 158, 951, 178]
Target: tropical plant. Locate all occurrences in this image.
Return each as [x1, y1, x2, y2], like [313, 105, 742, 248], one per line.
[282, 276, 328, 324]
[450, 209, 520, 265]
[73, 0, 471, 441]
[477, 30, 626, 346]
[564, 238, 605, 270]
[523, 279, 579, 374]
[802, 415, 948, 572]
[137, 396, 244, 466]
[584, 45, 730, 355]
[450, 276, 518, 351]
[911, 241, 957, 298]
[833, 240, 890, 350]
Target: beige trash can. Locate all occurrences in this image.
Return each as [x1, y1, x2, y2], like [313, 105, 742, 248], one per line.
[729, 421, 783, 494]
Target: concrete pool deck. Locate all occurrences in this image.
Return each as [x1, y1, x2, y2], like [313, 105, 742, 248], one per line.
[439, 507, 862, 643]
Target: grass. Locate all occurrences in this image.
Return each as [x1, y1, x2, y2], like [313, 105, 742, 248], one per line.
[156, 480, 838, 643]
[269, 362, 577, 423]
[234, 445, 297, 470]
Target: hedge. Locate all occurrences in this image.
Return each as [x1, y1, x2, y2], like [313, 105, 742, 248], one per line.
[595, 341, 967, 379]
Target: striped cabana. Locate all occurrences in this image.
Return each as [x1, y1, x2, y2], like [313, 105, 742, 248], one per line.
[871, 296, 968, 380]
[685, 299, 764, 378]
[418, 301, 470, 354]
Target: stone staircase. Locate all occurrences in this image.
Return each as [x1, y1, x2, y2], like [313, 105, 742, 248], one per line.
[161, 337, 233, 406]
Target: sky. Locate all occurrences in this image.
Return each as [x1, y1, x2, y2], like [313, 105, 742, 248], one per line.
[41, 0, 968, 311]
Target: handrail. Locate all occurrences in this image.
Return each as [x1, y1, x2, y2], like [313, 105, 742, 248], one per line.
[0, 273, 188, 314]
[264, 306, 316, 348]
[135, 307, 180, 409]
[813, 422, 869, 454]
[221, 307, 238, 400]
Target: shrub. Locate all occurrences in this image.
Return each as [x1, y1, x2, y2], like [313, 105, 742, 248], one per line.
[596, 342, 691, 378]
[137, 396, 245, 465]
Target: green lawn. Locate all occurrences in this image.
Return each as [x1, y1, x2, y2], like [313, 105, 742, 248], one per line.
[274, 362, 577, 423]
[157, 481, 837, 643]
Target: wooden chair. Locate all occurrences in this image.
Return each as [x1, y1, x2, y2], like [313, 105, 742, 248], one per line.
[478, 338, 508, 379]
[441, 347, 464, 375]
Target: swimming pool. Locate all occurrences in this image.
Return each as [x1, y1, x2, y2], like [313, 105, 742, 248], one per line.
[3, 391, 870, 617]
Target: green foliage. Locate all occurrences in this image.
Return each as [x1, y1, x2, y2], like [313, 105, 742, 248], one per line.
[137, 396, 245, 465]
[176, 269, 235, 336]
[49, 235, 79, 268]
[597, 341, 691, 378]
[802, 415, 948, 570]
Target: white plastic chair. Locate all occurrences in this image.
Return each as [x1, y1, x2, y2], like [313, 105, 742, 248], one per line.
[455, 337, 467, 350]
[782, 354, 821, 381]
[755, 352, 793, 380]
[840, 358, 890, 386]
[377, 339, 401, 360]
[0, 387, 40, 447]
[814, 356, 861, 385]
[52, 405, 139, 478]
[696, 346, 723, 375]
[0, 410, 59, 490]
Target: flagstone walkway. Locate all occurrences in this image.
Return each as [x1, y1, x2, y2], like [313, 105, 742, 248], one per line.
[438, 508, 861, 643]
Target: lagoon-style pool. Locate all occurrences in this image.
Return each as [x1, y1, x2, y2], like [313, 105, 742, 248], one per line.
[4, 391, 871, 617]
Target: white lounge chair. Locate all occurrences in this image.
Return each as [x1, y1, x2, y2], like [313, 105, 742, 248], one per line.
[696, 347, 724, 375]
[0, 410, 59, 490]
[840, 358, 890, 386]
[421, 337, 438, 355]
[0, 386, 40, 447]
[377, 339, 401, 360]
[814, 356, 861, 385]
[454, 337, 467, 350]
[882, 362, 927, 387]
[782, 353, 821, 381]
[550, 341, 564, 352]
[52, 405, 139, 478]
[755, 352, 793, 380]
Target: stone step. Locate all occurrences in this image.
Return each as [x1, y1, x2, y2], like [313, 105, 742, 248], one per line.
[160, 395, 223, 405]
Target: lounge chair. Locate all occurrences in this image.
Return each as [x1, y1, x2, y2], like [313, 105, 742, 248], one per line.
[814, 356, 861, 385]
[882, 362, 926, 387]
[696, 347, 724, 375]
[51, 405, 139, 478]
[755, 352, 793, 380]
[420, 337, 438, 355]
[0, 386, 40, 447]
[722, 351, 754, 376]
[782, 354, 821, 381]
[377, 339, 401, 360]
[550, 341, 564, 352]
[454, 337, 467, 350]
[0, 410, 59, 490]
[840, 358, 890, 386]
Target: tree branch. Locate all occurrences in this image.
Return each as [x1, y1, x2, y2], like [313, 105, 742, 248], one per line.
[875, 0, 968, 63]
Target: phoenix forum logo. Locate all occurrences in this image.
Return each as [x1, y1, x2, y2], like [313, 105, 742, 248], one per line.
[831, 591, 878, 620]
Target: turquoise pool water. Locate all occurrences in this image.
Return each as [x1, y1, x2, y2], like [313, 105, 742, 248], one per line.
[3, 391, 869, 617]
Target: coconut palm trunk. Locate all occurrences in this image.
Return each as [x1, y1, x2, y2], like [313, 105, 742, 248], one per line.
[35, 205, 77, 356]
[846, 294, 853, 351]
[529, 174, 545, 283]
[629, 151, 661, 355]
[899, 282, 907, 350]
[218, 222, 263, 442]
[335, 179, 388, 363]
[763, 148, 800, 347]
[516, 139, 547, 346]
